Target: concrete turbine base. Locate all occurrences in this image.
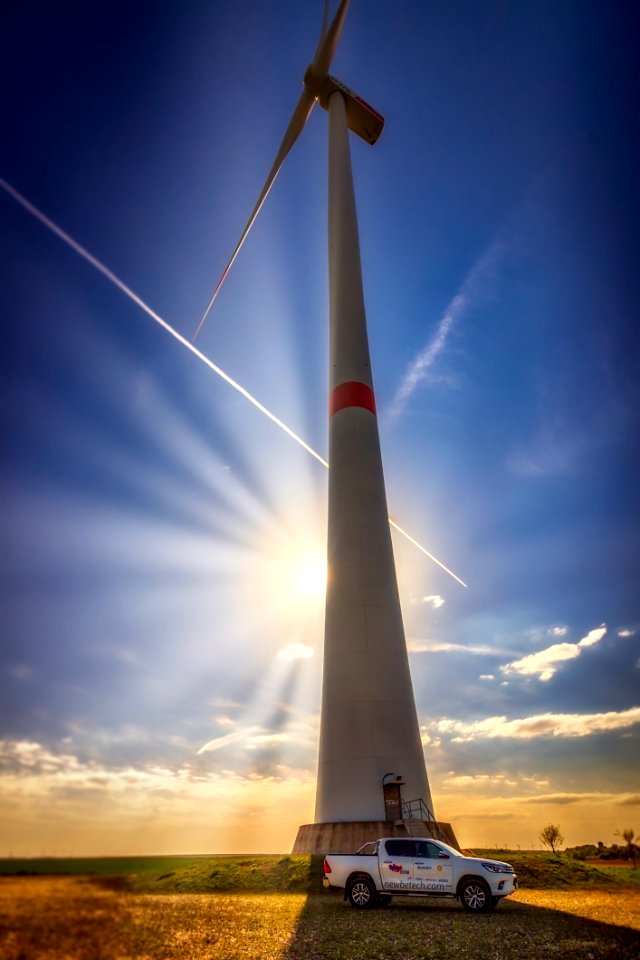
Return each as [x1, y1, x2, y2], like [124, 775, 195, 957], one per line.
[292, 820, 460, 856]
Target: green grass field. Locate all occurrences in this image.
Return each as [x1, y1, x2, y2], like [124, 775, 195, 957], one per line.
[586, 863, 640, 887]
[0, 855, 209, 876]
[1, 849, 639, 894]
[0, 854, 322, 892]
[469, 850, 640, 889]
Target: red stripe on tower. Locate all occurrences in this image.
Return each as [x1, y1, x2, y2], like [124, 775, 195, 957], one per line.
[329, 380, 376, 417]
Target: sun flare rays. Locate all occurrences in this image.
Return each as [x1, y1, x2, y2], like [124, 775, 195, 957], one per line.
[1, 176, 466, 588]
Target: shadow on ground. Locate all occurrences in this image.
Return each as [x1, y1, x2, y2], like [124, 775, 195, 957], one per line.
[281, 881, 640, 960]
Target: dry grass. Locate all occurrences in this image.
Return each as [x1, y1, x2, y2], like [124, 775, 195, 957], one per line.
[1, 876, 640, 960]
[511, 888, 640, 932]
[0, 877, 304, 960]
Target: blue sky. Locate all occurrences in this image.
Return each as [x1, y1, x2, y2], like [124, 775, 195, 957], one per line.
[1, 0, 638, 855]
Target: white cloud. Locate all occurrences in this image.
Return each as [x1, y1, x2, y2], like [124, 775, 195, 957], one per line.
[0, 740, 83, 775]
[408, 639, 506, 655]
[196, 712, 318, 758]
[0, 739, 316, 856]
[247, 733, 290, 747]
[618, 629, 635, 638]
[479, 674, 495, 680]
[502, 642, 580, 681]
[522, 792, 613, 805]
[196, 729, 254, 755]
[578, 625, 607, 647]
[443, 773, 518, 789]
[0, 737, 314, 788]
[408, 595, 445, 608]
[428, 706, 640, 742]
[549, 626, 568, 637]
[408, 639, 438, 652]
[501, 624, 607, 680]
[214, 716, 236, 727]
[419, 728, 441, 747]
[276, 642, 314, 661]
[210, 697, 242, 710]
[423, 595, 445, 608]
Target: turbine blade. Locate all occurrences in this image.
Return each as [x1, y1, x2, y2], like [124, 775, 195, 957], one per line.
[194, 86, 316, 339]
[313, 0, 330, 60]
[312, 0, 350, 78]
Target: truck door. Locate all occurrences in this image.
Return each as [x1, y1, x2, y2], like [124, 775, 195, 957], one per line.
[413, 841, 454, 892]
[380, 839, 416, 891]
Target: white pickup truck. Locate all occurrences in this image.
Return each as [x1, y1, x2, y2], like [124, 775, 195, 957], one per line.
[323, 837, 517, 913]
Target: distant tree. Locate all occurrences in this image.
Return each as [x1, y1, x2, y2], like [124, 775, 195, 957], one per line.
[567, 843, 598, 861]
[615, 828, 637, 867]
[539, 823, 564, 853]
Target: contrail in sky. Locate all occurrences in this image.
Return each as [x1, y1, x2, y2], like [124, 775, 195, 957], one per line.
[0, 177, 327, 468]
[388, 519, 467, 588]
[1, 176, 466, 587]
[388, 238, 506, 421]
[387, 298, 459, 420]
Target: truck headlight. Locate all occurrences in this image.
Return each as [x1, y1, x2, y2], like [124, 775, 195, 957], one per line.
[482, 862, 514, 874]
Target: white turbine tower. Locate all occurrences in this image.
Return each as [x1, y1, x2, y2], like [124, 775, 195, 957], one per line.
[200, 0, 458, 854]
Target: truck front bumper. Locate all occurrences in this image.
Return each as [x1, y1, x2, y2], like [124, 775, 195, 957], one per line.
[494, 874, 517, 895]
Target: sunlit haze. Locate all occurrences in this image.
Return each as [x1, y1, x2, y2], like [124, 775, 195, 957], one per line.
[1, 1, 638, 856]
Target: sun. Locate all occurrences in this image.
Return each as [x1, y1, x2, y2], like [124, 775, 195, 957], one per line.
[253, 527, 327, 624]
[288, 551, 327, 601]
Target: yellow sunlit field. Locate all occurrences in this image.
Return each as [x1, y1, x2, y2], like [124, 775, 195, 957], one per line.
[1, 872, 639, 960]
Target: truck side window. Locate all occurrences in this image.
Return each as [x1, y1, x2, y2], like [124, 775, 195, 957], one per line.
[385, 839, 417, 858]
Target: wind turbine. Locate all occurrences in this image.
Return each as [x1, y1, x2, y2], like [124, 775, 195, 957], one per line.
[199, 0, 456, 854]
[194, 0, 382, 340]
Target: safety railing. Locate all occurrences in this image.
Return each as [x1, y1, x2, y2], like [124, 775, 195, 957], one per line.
[402, 797, 435, 823]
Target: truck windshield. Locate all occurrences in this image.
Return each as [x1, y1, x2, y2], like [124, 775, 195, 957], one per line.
[435, 841, 463, 858]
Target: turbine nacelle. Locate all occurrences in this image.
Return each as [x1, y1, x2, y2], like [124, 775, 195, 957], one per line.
[304, 67, 384, 145]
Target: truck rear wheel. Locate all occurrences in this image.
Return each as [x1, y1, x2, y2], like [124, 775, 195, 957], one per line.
[347, 876, 376, 909]
[459, 878, 492, 913]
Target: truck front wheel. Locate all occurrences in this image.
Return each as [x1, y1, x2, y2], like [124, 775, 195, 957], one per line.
[459, 878, 492, 913]
[347, 876, 376, 909]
